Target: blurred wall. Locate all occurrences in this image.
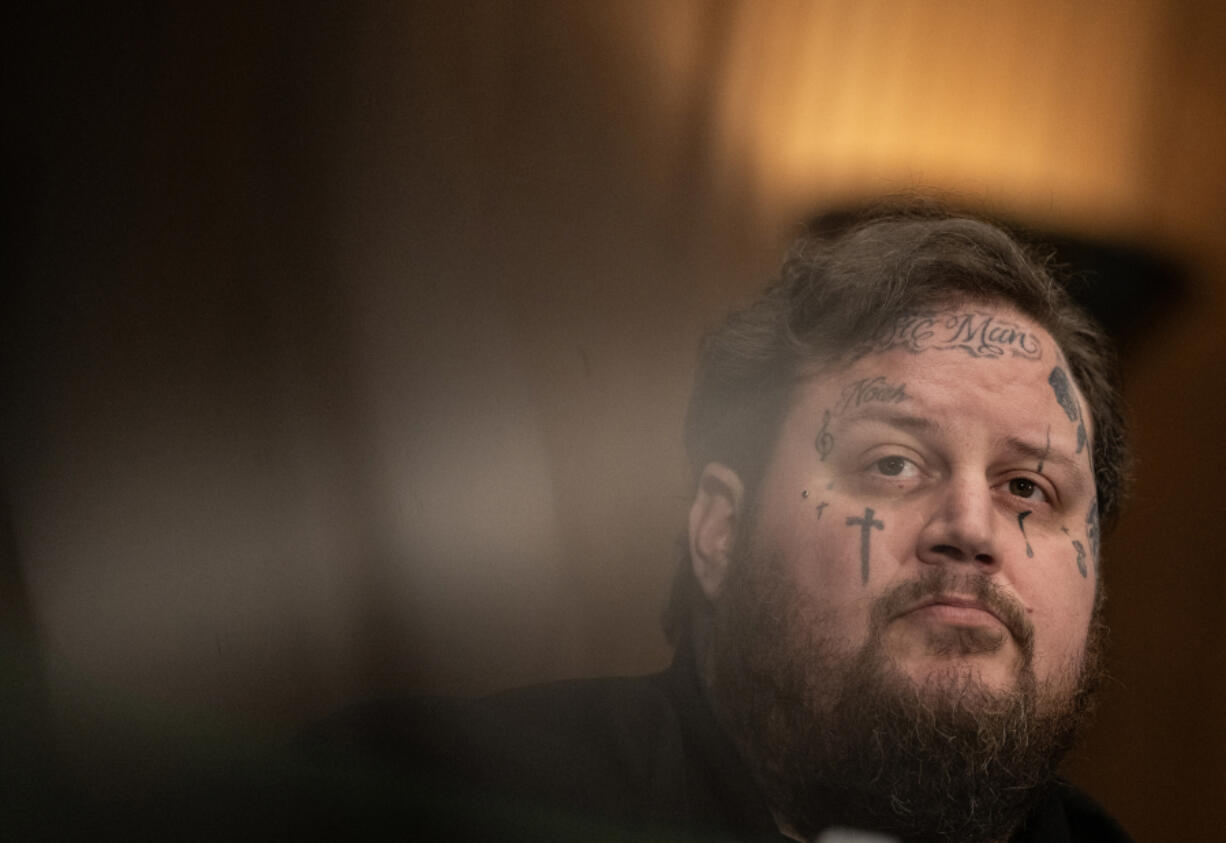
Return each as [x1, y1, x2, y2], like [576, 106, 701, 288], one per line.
[7, 1, 1226, 838]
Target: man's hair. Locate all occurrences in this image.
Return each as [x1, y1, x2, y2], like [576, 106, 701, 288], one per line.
[665, 200, 1130, 642]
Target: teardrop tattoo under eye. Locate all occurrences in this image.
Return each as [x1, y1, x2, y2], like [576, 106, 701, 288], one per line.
[1017, 510, 1034, 558]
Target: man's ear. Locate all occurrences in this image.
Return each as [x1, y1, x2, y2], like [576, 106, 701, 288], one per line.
[688, 462, 745, 601]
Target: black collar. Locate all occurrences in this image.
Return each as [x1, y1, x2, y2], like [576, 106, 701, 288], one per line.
[653, 639, 790, 841]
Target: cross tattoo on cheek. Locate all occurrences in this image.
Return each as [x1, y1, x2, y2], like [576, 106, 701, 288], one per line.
[846, 507, 884, 585]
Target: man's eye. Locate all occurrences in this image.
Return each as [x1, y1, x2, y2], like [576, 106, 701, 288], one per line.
[875, 456, 912, 477]
[1007, 476, 1047, 501]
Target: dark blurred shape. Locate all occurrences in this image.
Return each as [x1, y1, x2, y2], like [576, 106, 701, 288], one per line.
[807, 204, 1186, 356]
[0, 487, 66, 836]
[1036, 233, 1184, 357]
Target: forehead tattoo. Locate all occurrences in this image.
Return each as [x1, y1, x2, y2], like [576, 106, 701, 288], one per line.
[849, 311, 1044, 361]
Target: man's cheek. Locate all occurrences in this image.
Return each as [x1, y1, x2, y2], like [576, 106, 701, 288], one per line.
[798, 486, 833, 522]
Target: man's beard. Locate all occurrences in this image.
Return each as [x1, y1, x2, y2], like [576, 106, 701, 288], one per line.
[703, 536, 1106, 843]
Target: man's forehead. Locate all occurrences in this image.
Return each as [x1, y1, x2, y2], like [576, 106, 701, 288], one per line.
[789, 304, 1091, 430]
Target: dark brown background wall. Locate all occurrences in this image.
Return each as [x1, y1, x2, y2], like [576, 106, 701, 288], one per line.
[7, 2, 1225, 838]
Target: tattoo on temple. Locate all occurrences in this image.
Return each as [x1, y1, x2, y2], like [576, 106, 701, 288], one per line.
[1017, 510, 1034, 558]
[1061, 527, 1088, 578]
[1047, 366, 1088, 454]
[815, 410, 834, 461]
[846, 508, 884, 585]
[848, 311, 1043, 360]
[1086, 497, 1100, 572]
[1037, 426, 1051, 473]
[815, 501, 828, 519]
[1072, 539, 1088, 578]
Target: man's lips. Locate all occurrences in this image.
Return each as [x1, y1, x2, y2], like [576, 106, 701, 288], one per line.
[872, 573, 1035, 657]
[899, 595, 1007, 629]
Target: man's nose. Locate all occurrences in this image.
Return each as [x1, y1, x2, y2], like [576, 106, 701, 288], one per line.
[916, 475, 1000, 569]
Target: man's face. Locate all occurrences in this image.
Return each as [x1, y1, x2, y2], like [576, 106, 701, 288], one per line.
[746, 302, 1098, 697]
[697, 301, 1104, 839]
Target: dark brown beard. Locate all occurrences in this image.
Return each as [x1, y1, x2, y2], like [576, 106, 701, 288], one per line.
[705, 540, 1106, 843]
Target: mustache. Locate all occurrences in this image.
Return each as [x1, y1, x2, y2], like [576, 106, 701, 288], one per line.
[870, 569, 1036, 655]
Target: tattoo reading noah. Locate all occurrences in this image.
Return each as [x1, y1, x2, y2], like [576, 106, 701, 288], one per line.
[815, 375, 907, 458]
[851, 311, 1043, 360]
[833, 375, 908, 415]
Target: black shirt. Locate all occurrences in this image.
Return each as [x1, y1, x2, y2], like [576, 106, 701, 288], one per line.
[303, 645, 1132, 842]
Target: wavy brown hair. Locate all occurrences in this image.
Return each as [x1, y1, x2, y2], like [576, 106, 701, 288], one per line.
[665, 200, 1130, 642]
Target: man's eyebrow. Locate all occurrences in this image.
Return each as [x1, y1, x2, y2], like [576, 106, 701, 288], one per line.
[835, 406, 937, 433]
[1000, 435, 1091, 481]
[1001, 436, 1053, 464]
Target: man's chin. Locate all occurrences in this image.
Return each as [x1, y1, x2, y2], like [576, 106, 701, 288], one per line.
[883, 622, 1026, 693]
[889, 651, 1022, 697]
